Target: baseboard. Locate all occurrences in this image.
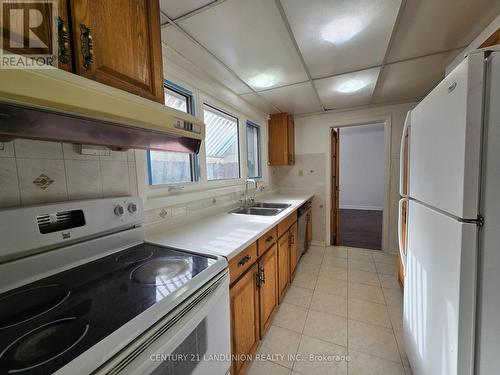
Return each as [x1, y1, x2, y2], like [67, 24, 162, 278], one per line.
[339, 205, 384, 211]
[311, 240, 326, 247]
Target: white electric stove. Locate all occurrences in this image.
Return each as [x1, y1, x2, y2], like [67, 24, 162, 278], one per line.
[0, 197, 230, 375]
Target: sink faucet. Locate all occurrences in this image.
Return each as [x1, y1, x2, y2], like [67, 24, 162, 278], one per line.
[242, 179, 258, 208]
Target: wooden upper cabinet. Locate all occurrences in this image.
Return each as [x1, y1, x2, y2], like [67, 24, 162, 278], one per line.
[268, 113, 295, 165]
[258, 244, 278, 337]
[68, 0, 164, 102]
[230, 263, 259, 375]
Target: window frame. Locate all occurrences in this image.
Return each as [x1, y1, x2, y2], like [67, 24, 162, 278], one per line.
[147, 80, 199, 186]
[203, 103, 241, 182]
[246, 120, 262, 179]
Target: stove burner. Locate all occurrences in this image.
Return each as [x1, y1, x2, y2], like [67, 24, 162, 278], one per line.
[0, 317, 89, 373]
[115, 249, 153, 264]
[0, 285, 70, 330]
[130, 258, 192, 286]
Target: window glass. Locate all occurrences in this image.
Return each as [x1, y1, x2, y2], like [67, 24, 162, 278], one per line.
[204, 104, 240, 181]
[246, 122, 261, 178]
[148, 83, 197, 185]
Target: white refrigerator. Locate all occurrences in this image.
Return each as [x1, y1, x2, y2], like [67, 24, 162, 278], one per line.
[399, 47, 500, 375]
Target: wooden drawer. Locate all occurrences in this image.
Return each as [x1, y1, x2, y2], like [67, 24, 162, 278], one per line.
[257, 226, 278, 256]
[229, 242, 258, 285]
[278, 211, 297, 238]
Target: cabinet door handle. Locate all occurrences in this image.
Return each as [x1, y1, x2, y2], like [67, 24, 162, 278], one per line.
[79, 24, 94, 70]
[260, 267, 266, 285]
[57, 17, 70, 64]
[238, 255, 251, 267]
[255, 270, 261, 288]
[290, 234, 295, 245]
[266, 235, 274, 242]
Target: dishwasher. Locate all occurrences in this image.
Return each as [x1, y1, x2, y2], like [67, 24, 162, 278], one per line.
[297, 201, 311, 259]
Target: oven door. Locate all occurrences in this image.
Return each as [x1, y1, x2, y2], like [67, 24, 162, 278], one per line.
[97, 271, 230, 375]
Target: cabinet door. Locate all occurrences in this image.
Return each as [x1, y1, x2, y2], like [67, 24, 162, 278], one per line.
[268, 113, 288, 165]
[287, 115, 295, 165]
[306, 207, 312, 250]
[289, 222, 298, 279]
[277, 233, 290, 303]
[258, 244, 278, 337]
[230, 263, 260, 375]
[69, 0, 164, 102]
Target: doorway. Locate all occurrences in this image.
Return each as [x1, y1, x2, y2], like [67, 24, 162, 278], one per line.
[330, 123, 385, 250]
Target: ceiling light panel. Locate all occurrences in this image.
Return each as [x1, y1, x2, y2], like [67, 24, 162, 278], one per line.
[177, 0, 308, 91]
[281, 0, 401, 78]
[258, 82, 323, 114]
[373, 51, 457, 104]
[386, 0, 500, 62]
[161, 27, 252, 94]
[314, 67, 381, 109]
[159, 0, 216, 20]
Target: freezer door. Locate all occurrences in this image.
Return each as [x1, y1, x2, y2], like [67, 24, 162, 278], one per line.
[403, 201, 477, 375]
[409, 54, 483, 219]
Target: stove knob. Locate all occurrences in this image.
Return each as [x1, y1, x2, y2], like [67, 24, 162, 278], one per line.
[128, 203, 137, 214]
[114, 205, 124, 216]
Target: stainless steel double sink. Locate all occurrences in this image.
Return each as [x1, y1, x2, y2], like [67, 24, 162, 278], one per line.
[229, 202, 291, 216]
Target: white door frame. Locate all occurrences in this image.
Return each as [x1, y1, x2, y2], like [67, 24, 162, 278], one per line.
[325, 115, 392, 252]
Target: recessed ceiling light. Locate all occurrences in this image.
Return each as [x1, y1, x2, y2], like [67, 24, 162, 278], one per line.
[248, 73, 278, 89]
[321, 16, 364, 45]
[335, 79, 368, 93]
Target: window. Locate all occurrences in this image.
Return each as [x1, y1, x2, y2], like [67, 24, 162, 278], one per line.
[204, 104, 240, 181]
[246, 121, 261, 178]
[148, 81, 198, 185]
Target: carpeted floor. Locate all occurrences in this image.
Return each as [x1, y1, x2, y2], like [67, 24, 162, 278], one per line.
[338, 209, 383, 250]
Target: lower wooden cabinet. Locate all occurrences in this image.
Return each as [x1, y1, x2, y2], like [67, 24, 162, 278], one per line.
[230, 263, 260, 375]
[289, 222, 298, 280]
[277, 233, 290, 303]
[258, 244, 278, 337]
[306, 207, 312, 251]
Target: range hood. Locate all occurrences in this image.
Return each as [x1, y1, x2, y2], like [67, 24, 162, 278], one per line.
[0, 69, 205, 153]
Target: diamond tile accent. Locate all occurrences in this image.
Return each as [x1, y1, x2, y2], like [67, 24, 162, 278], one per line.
[33, 174, 54, 190]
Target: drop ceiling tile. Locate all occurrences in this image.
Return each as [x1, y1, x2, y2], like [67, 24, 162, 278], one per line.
[162, 27, 252, 94]
[314, 67, 381, 109]
[178, 0, 308, 90]
[281, 0, 400, 78]
[258, 82, 323, 114]
[159, 0, 215, 20]
[240, 93, 277, 114]
[387, 0, 500, 62]
[373, 51, 456, 104]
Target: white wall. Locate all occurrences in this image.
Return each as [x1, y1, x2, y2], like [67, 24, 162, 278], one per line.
[339, 123, 385, 211]
[271, 101, 417, 252]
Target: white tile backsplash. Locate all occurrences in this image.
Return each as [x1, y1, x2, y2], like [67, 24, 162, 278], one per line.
[100, 160, 130, 197]
[0, 158, 20, 207]
[65, 160, 103, 200]
[17, 158, 68, 205]
[0, 140, 138, 209]
[14, 139, 63, 159]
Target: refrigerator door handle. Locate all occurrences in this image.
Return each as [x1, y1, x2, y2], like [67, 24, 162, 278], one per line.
[398, 198, 408, 275]
[399, 111, 411, 197]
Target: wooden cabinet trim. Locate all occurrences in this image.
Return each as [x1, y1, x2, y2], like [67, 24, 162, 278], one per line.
[278, 211, 297, 238]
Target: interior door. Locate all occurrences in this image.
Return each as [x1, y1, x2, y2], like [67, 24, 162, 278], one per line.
[330, 129, 340, 245]
[403, 200, 477, 375]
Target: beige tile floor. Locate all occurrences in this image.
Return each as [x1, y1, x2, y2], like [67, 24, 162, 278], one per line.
[247, 246, 413, 375]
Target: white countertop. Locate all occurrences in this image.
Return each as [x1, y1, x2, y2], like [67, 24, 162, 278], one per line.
[146, 192, 313, 260]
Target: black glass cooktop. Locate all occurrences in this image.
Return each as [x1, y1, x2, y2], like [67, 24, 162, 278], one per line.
[0, 243, 216, 374]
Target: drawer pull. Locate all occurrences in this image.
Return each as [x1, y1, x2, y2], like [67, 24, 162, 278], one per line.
[266, 235, 274, 242]
[238, 255, 251, 267]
